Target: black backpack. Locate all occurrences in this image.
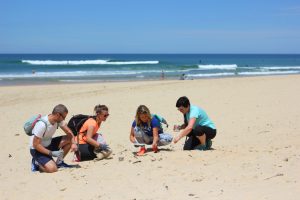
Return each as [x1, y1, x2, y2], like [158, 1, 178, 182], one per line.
[67, 114, 96, 136]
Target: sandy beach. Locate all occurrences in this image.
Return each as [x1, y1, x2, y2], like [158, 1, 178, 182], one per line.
[0, 75, 299, 200]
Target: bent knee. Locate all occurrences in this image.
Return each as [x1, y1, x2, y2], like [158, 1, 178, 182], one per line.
[62, 135, 72, 143]
[47, 167, 58, 173]
[159, 134, 173, 144]
[158, 138, 172, 146]
[44, 161, 58, 173]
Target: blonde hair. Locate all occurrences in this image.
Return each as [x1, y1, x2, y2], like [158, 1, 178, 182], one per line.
[135, 105, 152, 127]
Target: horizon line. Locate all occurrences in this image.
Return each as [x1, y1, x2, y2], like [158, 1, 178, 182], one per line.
[1, 52, 300, 55]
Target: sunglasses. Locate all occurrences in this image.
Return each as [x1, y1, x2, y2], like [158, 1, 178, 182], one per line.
[103, 114, 109, 118]
[59, 113, 66, 120]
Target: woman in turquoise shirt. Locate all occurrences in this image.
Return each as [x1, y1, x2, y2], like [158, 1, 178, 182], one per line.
[173, 96, 217, 150]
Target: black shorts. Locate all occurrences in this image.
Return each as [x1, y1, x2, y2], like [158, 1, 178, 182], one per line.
[184, 126, 216, 150]
[77, 144, 97, 161]
[188, 125, 216, 139]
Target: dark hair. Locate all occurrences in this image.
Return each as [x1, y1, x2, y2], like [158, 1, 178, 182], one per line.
[94, 104, 108, 115]
[176, 96, 190, 108]
[52, 104, 68, 115]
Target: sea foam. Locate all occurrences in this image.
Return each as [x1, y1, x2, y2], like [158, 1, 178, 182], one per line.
[198, 64, 237, 70]
[187, 72, 235, 77]
[260, 66, 300, 70]
[22, 59, 159, 65]
[238, 71, 299, 76]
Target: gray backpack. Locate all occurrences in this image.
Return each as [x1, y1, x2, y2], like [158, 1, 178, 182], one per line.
[23, 114, 47, 136]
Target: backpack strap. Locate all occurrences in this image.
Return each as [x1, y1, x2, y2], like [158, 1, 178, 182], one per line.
[37, 119, 48, 137]
[76, 116, 96, 143]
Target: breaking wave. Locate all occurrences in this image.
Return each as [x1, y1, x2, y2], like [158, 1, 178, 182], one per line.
[22, 59, 159, 65]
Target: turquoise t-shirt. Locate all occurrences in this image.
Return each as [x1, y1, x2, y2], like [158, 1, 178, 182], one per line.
[186, 105, 216, 129]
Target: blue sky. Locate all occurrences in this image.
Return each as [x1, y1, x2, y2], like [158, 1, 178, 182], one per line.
[1, 0, 300, 53]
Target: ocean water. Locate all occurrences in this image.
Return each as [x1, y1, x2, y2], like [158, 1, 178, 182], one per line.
[0, 54, 300, 85]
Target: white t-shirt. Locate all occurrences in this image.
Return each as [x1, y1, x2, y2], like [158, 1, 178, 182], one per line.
[29, 115, 65, 149]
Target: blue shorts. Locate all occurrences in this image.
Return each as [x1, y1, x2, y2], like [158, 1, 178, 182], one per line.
[30, 136, 63, 166]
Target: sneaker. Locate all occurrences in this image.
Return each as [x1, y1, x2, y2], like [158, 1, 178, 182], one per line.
[205, 139, 212, 150]
[94, 148, 113, 161]
[57, 161, 73, 168]
[137, 146, 146, 156]
[31, 158, 39, 172]
[102, 148, 112, 158]
[72, 152, 80, 162]
[194, 144, 206, 151]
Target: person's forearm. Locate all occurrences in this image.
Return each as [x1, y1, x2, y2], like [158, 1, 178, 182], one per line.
[152, 136, 159, 145]
[70, 135, 76, 144]
[130, 134, 135, 143]
[178, 127, 192, 140]
[64, 127, 76, 143]
[34, 143, 51, 156]
[86, 137, 99, 148]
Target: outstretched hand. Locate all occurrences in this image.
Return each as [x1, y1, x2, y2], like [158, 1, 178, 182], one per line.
[100, 143, 109, 151]
[173, 135, 180, 144]
[152, 144, 158, 153]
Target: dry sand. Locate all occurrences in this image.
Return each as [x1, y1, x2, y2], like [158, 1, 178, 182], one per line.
[0, 75, 299, 200]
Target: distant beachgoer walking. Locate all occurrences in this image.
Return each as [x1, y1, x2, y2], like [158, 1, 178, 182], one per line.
[161, 70, 165, 80]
